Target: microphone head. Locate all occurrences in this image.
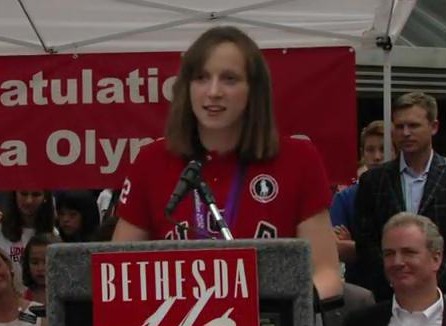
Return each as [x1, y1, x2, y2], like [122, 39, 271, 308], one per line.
[181, 160, 201, 182]
[165, 160, 202, 215]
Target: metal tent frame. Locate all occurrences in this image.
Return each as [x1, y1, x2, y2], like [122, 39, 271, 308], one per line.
[1, 0, 418, 158]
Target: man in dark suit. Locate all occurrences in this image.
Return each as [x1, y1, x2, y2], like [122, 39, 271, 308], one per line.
[355, 92, 446, 301]
[344, 212, 445, 326]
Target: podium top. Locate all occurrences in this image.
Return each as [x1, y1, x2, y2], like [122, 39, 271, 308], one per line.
[47, 239, 313, 326]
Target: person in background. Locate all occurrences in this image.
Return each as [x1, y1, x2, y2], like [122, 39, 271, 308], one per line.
[355, 92, 446, 301]
[56, 190, 100, 242]
[330, 120, 387, 284]
[0, 190, 55, 294]
[344, 212, 445, 325]
[112, 26, 342, 300]
[326, 122, 385, 326]
[91, 215, 119, 242]
[0, 248, 46, 326]
[96, 188, 113, 223]
[22, 233, 61, 304]
[0, 191, 6, 222]
[96, 189, 121, 223]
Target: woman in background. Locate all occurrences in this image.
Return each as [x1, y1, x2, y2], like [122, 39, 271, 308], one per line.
[0, 190, 55, 293]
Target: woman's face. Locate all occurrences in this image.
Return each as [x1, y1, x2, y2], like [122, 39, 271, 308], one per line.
[190, 42, 249, 136]
[16, 191, 45, 220]
[58, 208, 82, 236]
[29, 245, 47, 287]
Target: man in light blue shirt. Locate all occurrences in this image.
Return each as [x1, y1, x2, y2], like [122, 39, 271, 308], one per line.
[400, 151, 433, 214]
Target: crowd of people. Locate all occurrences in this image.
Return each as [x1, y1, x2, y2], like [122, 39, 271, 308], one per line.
[0, 26, 444, 326]
[0, 189, 111, 326]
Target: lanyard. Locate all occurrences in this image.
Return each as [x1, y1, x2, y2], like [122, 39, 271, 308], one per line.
[193, 164, 245, 238]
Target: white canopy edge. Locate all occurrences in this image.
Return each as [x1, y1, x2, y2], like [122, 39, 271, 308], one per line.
[0, 0, 417, 55]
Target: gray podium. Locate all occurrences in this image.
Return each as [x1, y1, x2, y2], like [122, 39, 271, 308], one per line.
[47, 239, 313, 326]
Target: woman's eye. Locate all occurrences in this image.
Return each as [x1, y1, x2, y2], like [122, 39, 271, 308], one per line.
[193, 72, 208, 81]
[222, 75, 238, 84]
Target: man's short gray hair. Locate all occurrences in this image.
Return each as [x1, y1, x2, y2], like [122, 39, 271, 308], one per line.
[383, 212, 444, 253]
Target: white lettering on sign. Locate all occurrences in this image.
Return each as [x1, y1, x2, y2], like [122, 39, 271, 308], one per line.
[0, 69, 177, 107]
[154, 261, 169, 301]
[213, 259, 228, 298]
[46, 130, 81, 165]
[234, 258, 249, 298]
[122, 262, 132, 302]
[101, 263, 116, 302]
[45, 129, 153, 174]
[192, 259, 206, 299]
[175, 260, 186, 299]
[0, 130, 153, 171]
[0, 140, 27, 166]
[138, 261, 149, 301]
[99, 258, 249, 303]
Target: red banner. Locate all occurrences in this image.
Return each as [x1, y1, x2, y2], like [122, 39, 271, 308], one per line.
[0, 48, 356, 189]
[91, 249, 259, 326]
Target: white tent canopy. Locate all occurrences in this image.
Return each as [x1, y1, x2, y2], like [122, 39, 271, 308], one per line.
[0, 0, 416, 54]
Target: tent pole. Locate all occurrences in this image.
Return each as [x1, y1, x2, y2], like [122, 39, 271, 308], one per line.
[377, 0, 395, 162]
[383, 49, 392, 162]
[17, 0, 53, 53]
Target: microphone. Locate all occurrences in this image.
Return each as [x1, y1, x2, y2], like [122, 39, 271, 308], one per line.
[197, 180, 234, 240]
[165, 160, 202, 216]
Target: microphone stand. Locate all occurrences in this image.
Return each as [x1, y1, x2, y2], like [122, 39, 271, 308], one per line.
[196, 180, 234, 241]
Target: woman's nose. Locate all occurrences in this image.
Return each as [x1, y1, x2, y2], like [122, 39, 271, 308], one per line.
[207, 78, 222, 97]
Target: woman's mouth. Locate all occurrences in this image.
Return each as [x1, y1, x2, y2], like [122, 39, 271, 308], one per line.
[204, 105, 225, 112]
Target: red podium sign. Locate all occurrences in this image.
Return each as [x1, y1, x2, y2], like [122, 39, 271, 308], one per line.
[92, 248, 259, 326]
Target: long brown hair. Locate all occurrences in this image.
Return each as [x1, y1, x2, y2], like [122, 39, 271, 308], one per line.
[1, 191, 55, 242]
[165, 26, 279, 163]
